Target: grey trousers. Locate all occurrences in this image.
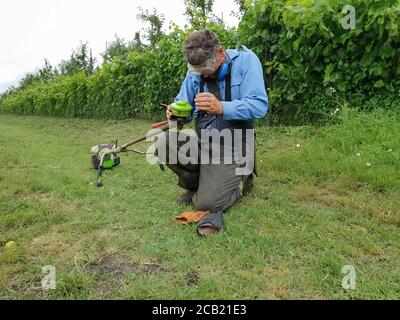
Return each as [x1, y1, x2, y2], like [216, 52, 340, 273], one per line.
[155, 130, 252, 213]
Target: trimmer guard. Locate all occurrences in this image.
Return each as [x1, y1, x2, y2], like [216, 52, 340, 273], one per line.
[90, 143, 121, 170]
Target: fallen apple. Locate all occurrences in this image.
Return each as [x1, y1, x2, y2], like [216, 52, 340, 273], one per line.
[4, 241, 17, 250]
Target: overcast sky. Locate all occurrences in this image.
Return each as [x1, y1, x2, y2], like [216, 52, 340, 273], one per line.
[0, 0, 240, 93]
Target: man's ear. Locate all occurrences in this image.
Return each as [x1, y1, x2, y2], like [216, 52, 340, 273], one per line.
[219, 47, 225, 59]
[217, 48, 225, 65]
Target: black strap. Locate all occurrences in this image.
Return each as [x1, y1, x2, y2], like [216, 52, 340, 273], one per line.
[225, 63, 232, 102]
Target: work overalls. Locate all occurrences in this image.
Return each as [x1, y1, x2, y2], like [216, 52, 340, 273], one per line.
[156, 63, 256, 228]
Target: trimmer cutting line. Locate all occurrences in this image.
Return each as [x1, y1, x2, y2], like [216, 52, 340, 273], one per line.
[90, 101, 192, 187]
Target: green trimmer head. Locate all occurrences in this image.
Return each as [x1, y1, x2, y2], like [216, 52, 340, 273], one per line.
[170, 101, 192, 118]
[91, 142, 121, 187]
[91, 142, 121, 170]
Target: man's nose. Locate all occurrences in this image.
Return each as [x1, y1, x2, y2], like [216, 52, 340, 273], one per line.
[202, 73, 209, 78]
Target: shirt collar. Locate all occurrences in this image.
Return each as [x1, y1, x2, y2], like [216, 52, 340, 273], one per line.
[225, 49, 240, 63]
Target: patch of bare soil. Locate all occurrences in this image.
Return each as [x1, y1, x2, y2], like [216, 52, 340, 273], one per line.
[186, 271, 200, 286]
[86, 255, 163, 295]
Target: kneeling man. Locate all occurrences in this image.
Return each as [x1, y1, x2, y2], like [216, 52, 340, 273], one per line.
[156, 29, 268, 236]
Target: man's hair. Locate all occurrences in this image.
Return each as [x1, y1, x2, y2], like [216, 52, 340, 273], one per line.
[184, 29, 221, 65]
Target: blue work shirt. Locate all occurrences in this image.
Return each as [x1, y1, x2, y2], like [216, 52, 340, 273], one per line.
[174, 46, 269, 121]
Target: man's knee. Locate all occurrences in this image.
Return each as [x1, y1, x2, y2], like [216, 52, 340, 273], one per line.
[193, 192, 218, 212]
[194, 183, 242, 213]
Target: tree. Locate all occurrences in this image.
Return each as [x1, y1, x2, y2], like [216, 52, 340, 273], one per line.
[128, 31, 145, 52]
[19, 58, 57, 90]
[233, 0, 250, 17]
[37, 59, 56, 81]
[183, 0, 215, 29]
[58, 42, 96, 76]
[102, 34, 129, 63]
[137, 8, 165, 48]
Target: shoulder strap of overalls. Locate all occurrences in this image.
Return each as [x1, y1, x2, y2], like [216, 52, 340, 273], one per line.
[224, 63, 232, 102]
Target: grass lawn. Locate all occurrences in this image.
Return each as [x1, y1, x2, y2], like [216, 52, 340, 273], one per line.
[0, 109, 399, 299]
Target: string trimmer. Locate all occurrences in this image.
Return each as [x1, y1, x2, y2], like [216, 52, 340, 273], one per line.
[90, 101, 192, 187]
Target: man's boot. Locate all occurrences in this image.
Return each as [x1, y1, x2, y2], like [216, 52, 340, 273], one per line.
[176, 189, 196, 205]
[241, 174, 254, 195]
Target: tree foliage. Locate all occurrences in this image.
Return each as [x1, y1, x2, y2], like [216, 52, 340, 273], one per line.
[137, 7, 165, 48]
[184, 0, 215, 29]
[102, 35, 129, 63]
[0, 24, 238, 119]
[238, 0, 400, 121]
[18, 59, 57, 90]
[59, 42, 96, 76]
[1, 0, 399, 123]
[129, 31, 145, 52]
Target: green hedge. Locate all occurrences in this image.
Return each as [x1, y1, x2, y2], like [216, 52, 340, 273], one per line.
[238, 0, 400, 121]
[1, 2, 399, 122]
[0, 25, 238, 119]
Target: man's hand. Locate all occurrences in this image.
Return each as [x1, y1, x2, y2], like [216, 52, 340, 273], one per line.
[166, 105, 173, 120]
[195, 93, 223, 115]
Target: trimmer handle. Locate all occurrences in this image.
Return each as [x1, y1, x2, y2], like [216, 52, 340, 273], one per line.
[152, 120, 169, 129]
